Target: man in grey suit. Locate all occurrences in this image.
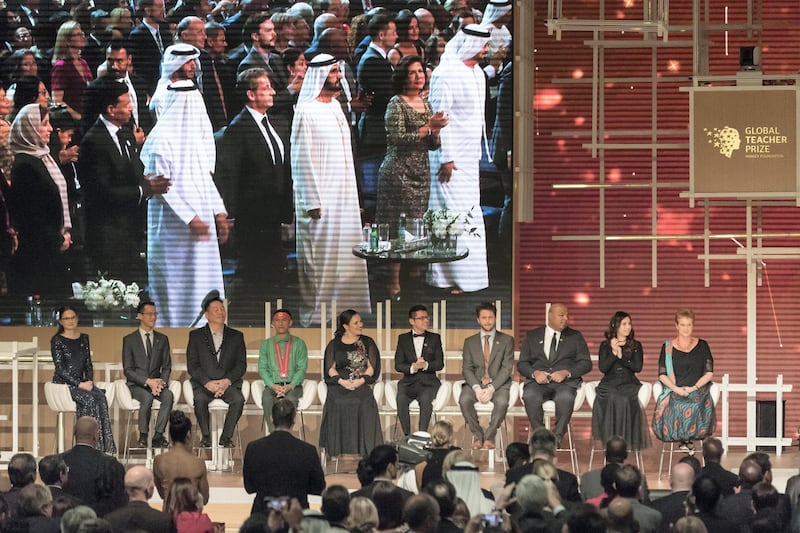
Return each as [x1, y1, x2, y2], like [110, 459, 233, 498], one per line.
[458, 301, 515, 450]
[600, 465, 661, 533]
[122, 300, 174, 448]
[518, 303, 591, 442]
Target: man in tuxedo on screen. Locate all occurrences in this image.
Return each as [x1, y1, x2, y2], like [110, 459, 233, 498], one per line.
[187, 294, 247, 448]
[394, 304, 444, 435]
[518, 303, 592, 443]
[458, 301, 514, 449]
[121, 300, 173, 449]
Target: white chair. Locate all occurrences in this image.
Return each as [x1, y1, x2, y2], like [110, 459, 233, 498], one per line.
[182, 379, 251, 472]
[452, 379, 520, 470]
[384, 379, 453, 439]
[250, 379, 318, 440]
[317, 380, 384, 471]
[114, 379, 183, 463]
[585, 381, 653, 473]
[44, 381, 115, 454]
[653, 381, 721, 479]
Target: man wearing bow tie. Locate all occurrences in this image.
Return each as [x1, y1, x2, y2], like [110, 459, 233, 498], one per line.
[518, 303, 592, 443]
[459, 301, 515, 449]
[394, 305, 444, 435]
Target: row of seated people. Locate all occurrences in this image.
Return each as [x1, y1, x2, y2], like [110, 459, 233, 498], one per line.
[47, 292, 718, 464]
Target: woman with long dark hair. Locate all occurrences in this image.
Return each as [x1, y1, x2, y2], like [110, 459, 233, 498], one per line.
[319, 309, 383, 457]
[591, 311, 650, 450]
[50, 305, 116, 454]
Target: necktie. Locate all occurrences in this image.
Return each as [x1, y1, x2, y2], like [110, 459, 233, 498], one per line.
[482, 335, 491, 385]
[261, 117, 283, 166]
[211, 58, 227, 120]
[155, 29, 164, 54]
[549, 333, 558, 359]
[116, 130, 129, 159]
[145, 332, 152, 359]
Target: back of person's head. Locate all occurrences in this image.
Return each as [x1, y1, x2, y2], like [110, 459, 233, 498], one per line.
[613, 464, 642, 499]
[679, 455, 702, 476]
[321, 485, 350, 524]
[738, 459, 764, 489]
[168, 410, 192, 444]
[75, 518, 113, 533]
[670, 462, 696, 492]
[564, 503, 607, 533]
[745, 452, 772, 479]
[529, 428, 557, 459]
[702, 437, 724, 463]
[750, 516, 778, 533]
[672, 516, 708, 533]
[61, 505, 98, 533]
[8, 453, 37, 487]
[367, 12, 392, 38]
[74, 416, 99, 445]
[38, 454, 67, 485]
[239, 513, 271, 533]
[605, 436, 628, 463]
[505, 442, 530, 469]
[123, 466, 154, 499]
[347, 497, 379, 533]
[607, 497, 635, 532]
[402, 494, 440, 532]
[18, 484, 52, 517]
[373, 481, 404, 530]
[441, 449, 471, 477]
[12, 75, 41, 111]
[515, 474, 548, 512]
[356, 445, 398, 486]
[164, 477, 202, 519]
[430, 420, 454, 448]
[599, 462, 621, 499]
[271, 398, 296, 429]
[691, 475, 721, 513]
[751, 481, 779, 512]
[422, 480, 456, 519]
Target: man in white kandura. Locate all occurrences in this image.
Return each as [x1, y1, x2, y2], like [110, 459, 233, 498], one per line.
[290, 54, 369, 326]
[140, 78, 230, 327]
[428, 25, 491, 295]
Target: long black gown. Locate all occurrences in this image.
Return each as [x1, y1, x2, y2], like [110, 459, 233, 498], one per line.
[51, 333, 116, 454]
[319, 334, 384, 457]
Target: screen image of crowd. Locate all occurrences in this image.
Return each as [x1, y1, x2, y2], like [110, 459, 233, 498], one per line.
[0, 0, 513, 327]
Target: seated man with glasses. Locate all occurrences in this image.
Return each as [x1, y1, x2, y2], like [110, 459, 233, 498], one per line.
[394, 304, 444, 435]
[122, 300, 174, 448]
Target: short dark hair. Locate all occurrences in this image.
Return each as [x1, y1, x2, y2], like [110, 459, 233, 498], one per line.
[367, 13, 393, 38]
[137, 300, 155, 314]
[408, 304, 427, 319]
[605, 436, 628, 463]
[92, 75, 130, 116]
[565, 503, 606, 533]
[205, 21, 225, 40]
[357, 445, 398, 485]
[529, 428, 556, 457]
[402, 494, 439, 530]
[281, 47, 304, 71]
[8, 453, 37, 487]
[613, 464, 641, 499]
[321, 485, 351, 523]
[475, 301, 497, 317]
[751, 481, 779, 512]
[239, 513, 271, 533]
[392, 55, 425, 95]
[38, 454, 67, 485]
[243, 12, 271, 46]
[106, 38, 130, 55]
[702, 437, 724, 463]
[422, 480, 455, 518]
[271, 398, 296, 428]
[691, 475, 721, 513]
[505, 442, 530, 469]
[237, 67, 269, 100]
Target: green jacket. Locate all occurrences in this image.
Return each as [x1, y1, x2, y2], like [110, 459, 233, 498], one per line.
[258, 334, 308, 387]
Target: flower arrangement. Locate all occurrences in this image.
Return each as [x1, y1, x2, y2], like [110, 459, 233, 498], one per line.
[72, 273, 141, 311]
[423, 207, 480, 238]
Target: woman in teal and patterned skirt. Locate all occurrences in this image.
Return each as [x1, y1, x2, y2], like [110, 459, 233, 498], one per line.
[652, 308, 715, 452]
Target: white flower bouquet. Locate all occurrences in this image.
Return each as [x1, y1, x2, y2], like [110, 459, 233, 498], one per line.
[72, 273, 141, 311]
[423, 207, 479, 238]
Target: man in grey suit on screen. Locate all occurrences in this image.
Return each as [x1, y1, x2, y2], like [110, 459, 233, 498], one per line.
[122, 300, 174, 448]
[458, 301, 515, 450]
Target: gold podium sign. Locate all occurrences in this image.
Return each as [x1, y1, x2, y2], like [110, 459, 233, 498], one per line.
[691, 87, 799, 197]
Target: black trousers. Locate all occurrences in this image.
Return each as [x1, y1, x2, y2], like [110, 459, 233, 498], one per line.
[193, 385, 245, 440]
[396, 378, 439, 435]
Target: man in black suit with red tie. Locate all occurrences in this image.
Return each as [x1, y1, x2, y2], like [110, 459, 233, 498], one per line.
[215, 67, 291, 312]
[394, 305, 444, 435]
[518, 303, 592, 443]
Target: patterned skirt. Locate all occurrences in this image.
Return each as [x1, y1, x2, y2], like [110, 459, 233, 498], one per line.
[652, 383, 716, 442]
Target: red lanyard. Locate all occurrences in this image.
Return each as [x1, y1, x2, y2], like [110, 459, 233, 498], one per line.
[275, 338, 292, 378]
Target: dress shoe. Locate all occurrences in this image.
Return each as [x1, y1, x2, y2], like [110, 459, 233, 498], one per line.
[136, 436, 148, 448]
[471, 440, 483, 450]
[219, 437, 235, 448]
[151, 434, 169, 448]
[199, 436, 211, 447]
[483, 440, 496, 450]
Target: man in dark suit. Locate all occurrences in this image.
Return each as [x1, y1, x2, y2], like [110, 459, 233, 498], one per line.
[700, 437, 738, 497]
[187, 294, 247, 448]
[62, 417, 126, 517]
[243, 399, 326, 512]
[581, 436, 650, 503]
[394, 304, 444, 436]
[104, 41, 153, 134]
[122, 300, 174, 448]
[458, 301, 514, 449]
[506, 428, 580, 505]
[216, 67, 291, 307]
[127, 0, 171, 93]
[691, 475, 737, 533]
[599, 466, 661, 533]
[647, 462, 693, 533]
[518, 303, 592, 442]
[83, 10, 109, 76]
[77, 76, 169, 282]
[38, 454, 81, 509]
[422, 480, 461, 533]
[104, 466, 171, 533]
[3, 453, 36, 517]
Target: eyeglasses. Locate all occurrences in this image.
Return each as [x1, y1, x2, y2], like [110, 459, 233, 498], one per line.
[60, 315, 78, 321]
[413, 315, 430, 321]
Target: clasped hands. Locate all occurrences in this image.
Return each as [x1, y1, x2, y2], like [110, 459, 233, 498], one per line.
[533, 369, 570, 384]
[145, 377, 166, 396]
[339, 376, 365, 391]
[475, 385, 494, 403]
[271, 383, 294, 397]
[205, 378, 232, 398]
[78, 380, 94, 391]
[411, 357, 427, 371]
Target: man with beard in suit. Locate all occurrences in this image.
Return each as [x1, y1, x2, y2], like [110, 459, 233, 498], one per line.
[394, 304, 444, 436]
[518, 303, 592, 443]
[187, 294, 247, 448]
[215, 67, 291, 311]
[122, 300, 174, 449]
[77, 75, 170, 282]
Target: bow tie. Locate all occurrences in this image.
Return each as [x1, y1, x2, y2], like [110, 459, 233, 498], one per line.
[413, 332, 425, 338]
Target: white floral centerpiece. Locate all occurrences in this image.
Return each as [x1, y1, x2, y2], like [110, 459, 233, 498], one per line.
[72, 273, 141, 311]
[422, 207, 479, 253]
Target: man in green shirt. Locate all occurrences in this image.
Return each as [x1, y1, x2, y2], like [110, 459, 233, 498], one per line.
[258, 308, 309, 432]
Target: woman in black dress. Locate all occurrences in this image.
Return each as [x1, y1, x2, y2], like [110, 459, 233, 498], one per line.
[591, 310, 650, 450]
[51, 305, 116, 454]
[319, 309, 384, 456]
